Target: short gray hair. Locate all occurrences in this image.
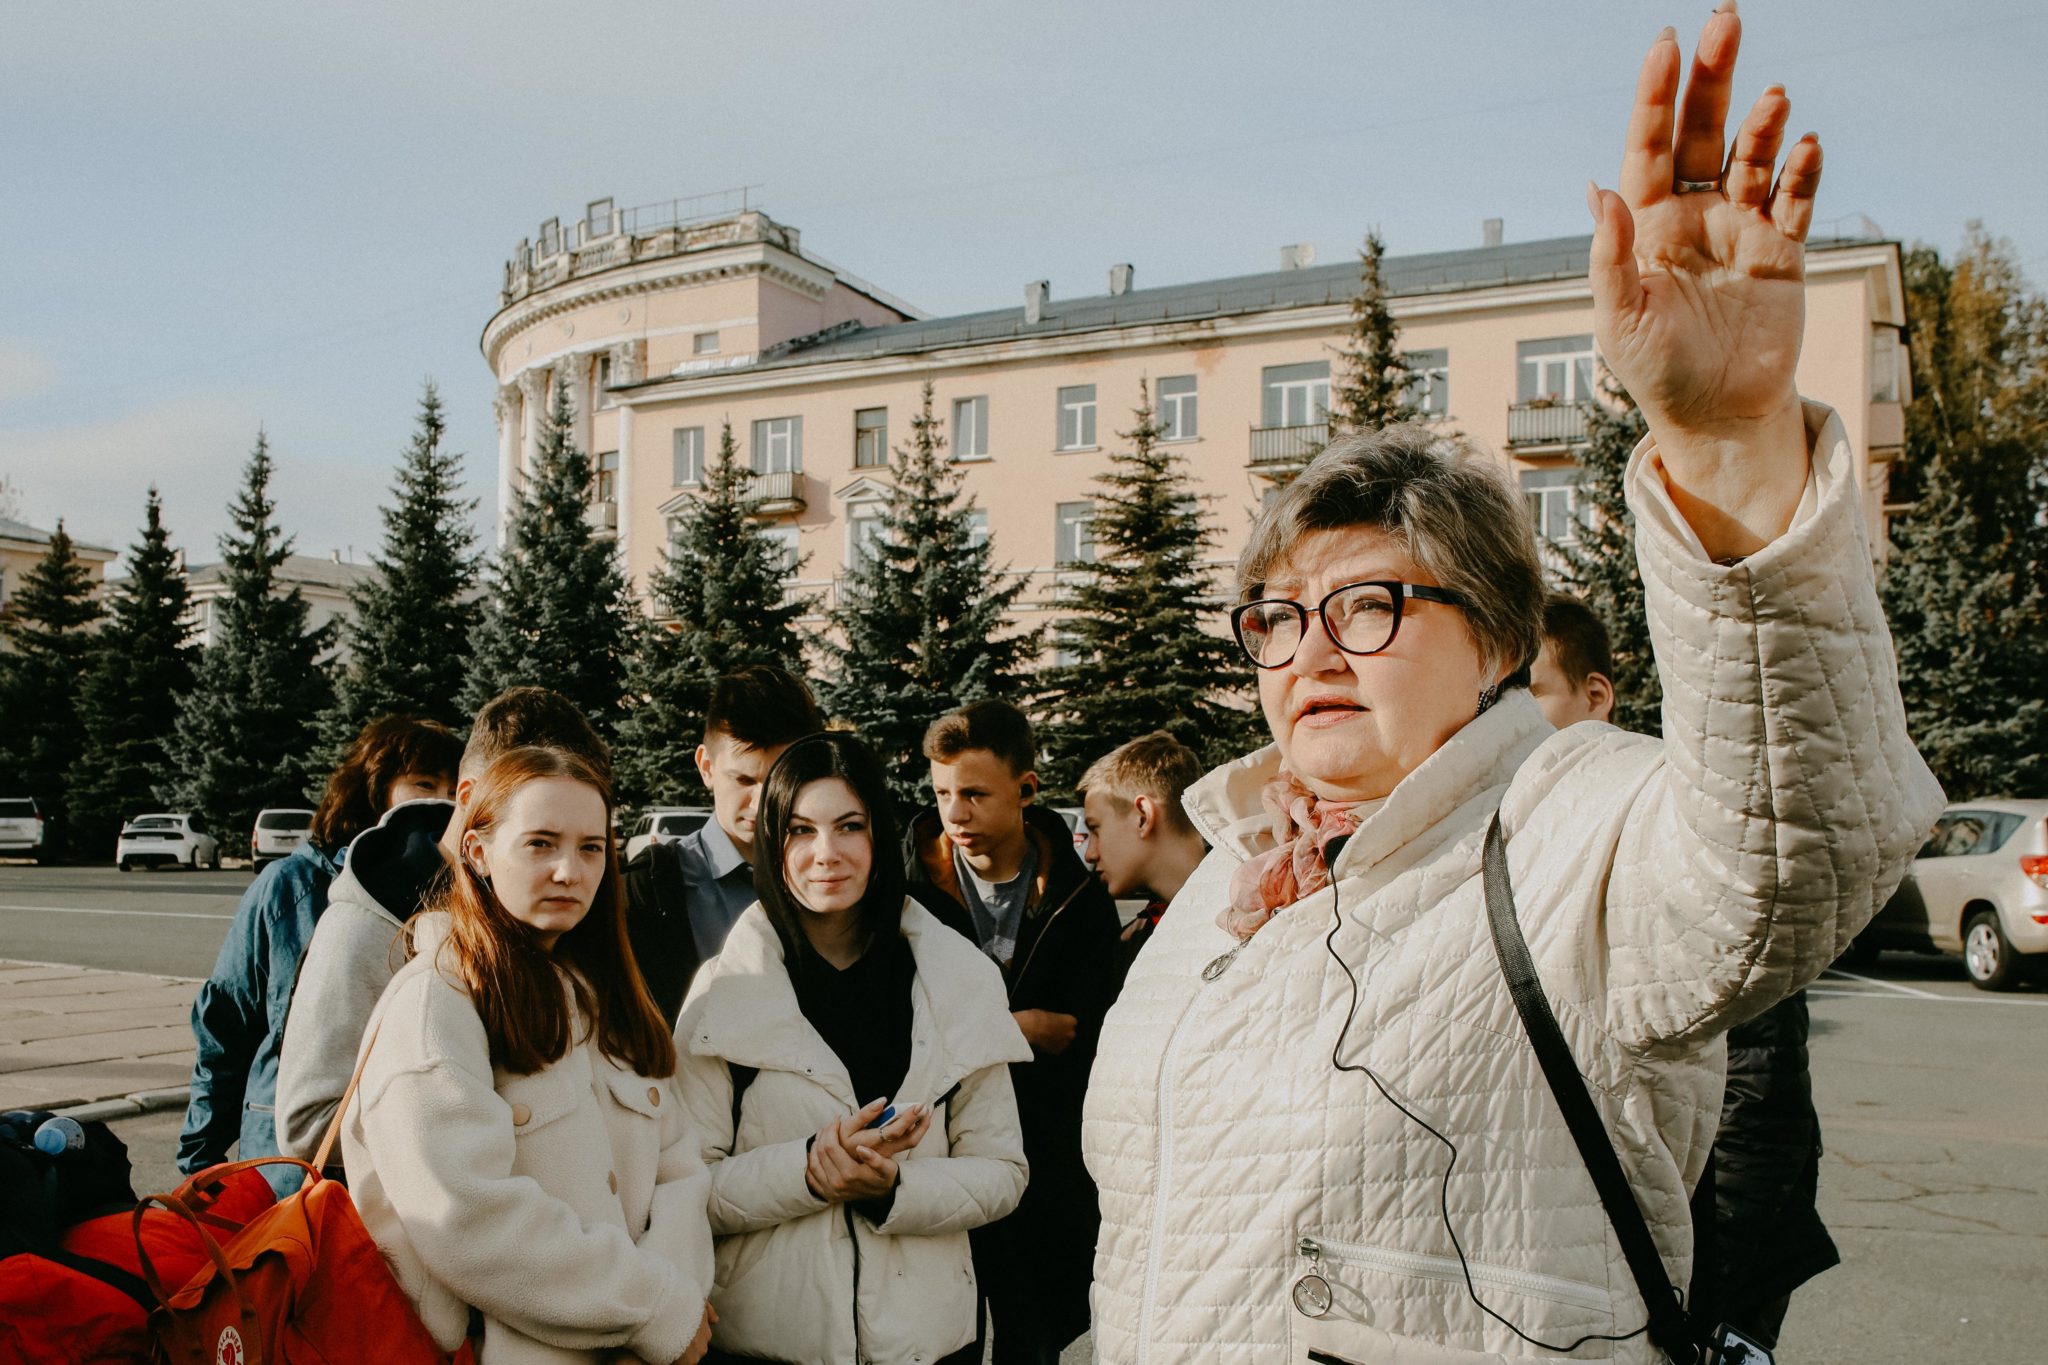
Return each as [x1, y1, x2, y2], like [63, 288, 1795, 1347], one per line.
[1237, 424, 1546, 679]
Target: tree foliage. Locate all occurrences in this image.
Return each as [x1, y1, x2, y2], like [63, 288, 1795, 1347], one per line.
[0, 520, 104, 855]
[1880, 226, 2048, 796]
[1328, 230, 1420, 437]
[462, 379, 634, 740]
[161, 434, 334, 845]
[324, 382, 479, 749]
[618, 422, 817, 806]
[1038, 383, 1261, 793]
[72, 490, 195, 854]
[823, 381, 1039, 806]
[1553, 382, 1661, 735]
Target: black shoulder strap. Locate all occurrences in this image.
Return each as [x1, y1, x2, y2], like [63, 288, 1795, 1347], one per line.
[39, 1246, 156, 1313]
[1482, 814, 1699, 1364]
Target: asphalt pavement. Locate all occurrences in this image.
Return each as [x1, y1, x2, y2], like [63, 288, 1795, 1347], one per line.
[10, 864, 2047, 1363]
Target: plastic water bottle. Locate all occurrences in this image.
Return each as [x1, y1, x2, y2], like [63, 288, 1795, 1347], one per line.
[33, 1116, 85, 1155]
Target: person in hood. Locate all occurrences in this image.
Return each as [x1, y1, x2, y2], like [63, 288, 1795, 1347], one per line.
[906, 699, 1121, 1365]
[276, 686, 609, 1172]
[675, 731, 1027, 1365]
[178, 713, 459, 1196]
[1081, 11, 1944, 1362]
[342, 744, 716, 1365]
[626, 665, 823, 1026]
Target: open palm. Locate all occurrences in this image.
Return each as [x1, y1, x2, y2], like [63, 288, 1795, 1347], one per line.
[1590, 3, 1822, 439]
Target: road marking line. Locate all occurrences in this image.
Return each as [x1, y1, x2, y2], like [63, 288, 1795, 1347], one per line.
[1822, 968, 1943, 999]
[0, 903, 230, 921]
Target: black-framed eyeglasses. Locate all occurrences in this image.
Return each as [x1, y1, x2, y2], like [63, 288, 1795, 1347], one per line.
[1230, 580, 1469, 669]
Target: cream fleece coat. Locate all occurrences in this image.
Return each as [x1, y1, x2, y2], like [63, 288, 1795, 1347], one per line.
[1081, 405, 1944, 1364]
[339, 912, 715, 1365]
[674, 900, 1031, 1365]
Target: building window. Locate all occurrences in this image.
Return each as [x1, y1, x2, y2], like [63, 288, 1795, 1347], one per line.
[854, 407, 889, 468]
[1871, 327, 1902, 403]
[1261, 362, 1330, 427]
[965, 508, 990, 549]
[1057, 385, 1097, 450]
[1520, 466, 1581, 545]
[1157, 375, 1198, 441]
[848, 509, 888, 569]
[758, 526, 800, 576]
[1517, 335, 1597, 404]
[593, 450, 619, 504]
[953, 395, 989, 458]
[1403, 349, 1450, 418]
[1055, 501, 1096, 565]
[751, 416, 803, 474]
[672, 427, 705, 486]
[694, 331, 720, 356]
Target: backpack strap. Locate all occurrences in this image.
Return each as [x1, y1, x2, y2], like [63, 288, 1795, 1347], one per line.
[1481, 814, 1700, 1365]
[40, 1245, 155, 1313]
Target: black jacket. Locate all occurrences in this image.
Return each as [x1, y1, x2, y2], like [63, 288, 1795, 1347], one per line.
[904, 803, 1124, 1342]
[623, 841, 706, 1029]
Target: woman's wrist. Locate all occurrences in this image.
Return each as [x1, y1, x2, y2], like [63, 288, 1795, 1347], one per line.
[1644, 393, 1810, 561]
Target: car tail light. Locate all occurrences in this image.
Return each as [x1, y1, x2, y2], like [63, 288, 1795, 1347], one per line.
[2023, 854, 2048, 895]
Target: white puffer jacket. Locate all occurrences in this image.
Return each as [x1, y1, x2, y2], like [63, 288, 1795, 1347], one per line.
[675, 899, 1031, 1365]
[1081, 405, 1944, 1364]
[340, 912, 714, 1365]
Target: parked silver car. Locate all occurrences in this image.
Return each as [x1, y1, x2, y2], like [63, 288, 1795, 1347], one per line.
[251, 807, 316, 871]
[116, 812, 221, 871]
[0, 797, 47, 863]
[1850, 799, 2048, 990]
[623, 806, 713, 863]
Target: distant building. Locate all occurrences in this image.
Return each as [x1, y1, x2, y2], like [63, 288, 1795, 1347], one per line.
[182, 551, 377, 662]
[481, 194, 1909, 637]
[0, 516, 117, 648]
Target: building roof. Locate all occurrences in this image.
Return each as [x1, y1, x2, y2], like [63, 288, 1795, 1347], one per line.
[0, 515, 117, 557]
[185, 553, 379, 593]
[631, 231, 1884, 380]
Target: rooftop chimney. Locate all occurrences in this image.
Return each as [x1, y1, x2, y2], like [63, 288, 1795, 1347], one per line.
[1024, 280, 1049, 325]
[1108, 263, 1134, 296]
[1482, 218, 1504, 248]
[1279, 243, 1317, 271]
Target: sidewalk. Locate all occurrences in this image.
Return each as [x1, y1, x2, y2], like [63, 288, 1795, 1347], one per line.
[0, 960, 196, 1118]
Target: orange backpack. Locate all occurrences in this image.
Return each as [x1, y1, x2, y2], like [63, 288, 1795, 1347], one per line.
[134, 1030, 473, 1365]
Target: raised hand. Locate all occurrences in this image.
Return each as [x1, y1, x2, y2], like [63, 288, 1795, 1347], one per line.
[1588, 1, 1820, 559]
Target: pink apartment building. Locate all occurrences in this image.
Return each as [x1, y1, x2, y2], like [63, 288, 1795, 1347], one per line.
[481, 193, 1909, 634]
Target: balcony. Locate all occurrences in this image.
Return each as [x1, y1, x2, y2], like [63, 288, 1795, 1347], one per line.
[1506, 401, 1589, 448]
[583, 500, 617, 533]
[1248, 422, 1328, 478]
[744, 469, 808, 516]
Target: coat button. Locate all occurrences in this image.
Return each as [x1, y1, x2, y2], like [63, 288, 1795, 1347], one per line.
[608, 1171, 619, 1194]
[647, 1086, 662, 1107]
[511, 1103, 532, 1126]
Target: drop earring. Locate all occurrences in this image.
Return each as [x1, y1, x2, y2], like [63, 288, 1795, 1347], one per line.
[1476, 681, 1502, 717]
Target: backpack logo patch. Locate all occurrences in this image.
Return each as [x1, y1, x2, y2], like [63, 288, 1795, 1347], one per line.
[215, 1326, 245, 1365]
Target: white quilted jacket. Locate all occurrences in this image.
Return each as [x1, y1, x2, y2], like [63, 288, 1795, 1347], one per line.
[1081, 405, 1943, 1364]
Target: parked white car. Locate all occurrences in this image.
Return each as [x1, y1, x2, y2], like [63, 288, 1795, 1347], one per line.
[251, 807, 316, 871]
[0, 798, 47, 863]
[116, 813, 221, 872]
[623, 807, 713, 862]
[1850, 798, 2048, 990]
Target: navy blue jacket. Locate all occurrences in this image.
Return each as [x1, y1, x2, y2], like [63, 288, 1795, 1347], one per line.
[177, 838, 342, 1195]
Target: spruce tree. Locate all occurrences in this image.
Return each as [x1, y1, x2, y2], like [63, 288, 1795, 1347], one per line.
[1553, 381, 1660, 736]
[462, 378, 634, 740]
[1328, 230, 1420, 438]
[0, 520, 104, 857]
[1038, 382, 1261, 793]
[71, 490, 196, 855]
[617, 422, 817, 806]
[161, 433, 334, 847]
[823, 381, 1039, 806]
[1880, 228, 2048, 796]
[323, 382, 479, 747]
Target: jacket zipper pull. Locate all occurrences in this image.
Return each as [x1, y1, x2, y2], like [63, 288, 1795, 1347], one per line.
[1292, 1237, 1332, 1318]
[1201, 942, 1245, 982]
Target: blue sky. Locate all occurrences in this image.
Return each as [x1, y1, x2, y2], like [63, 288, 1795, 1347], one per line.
[3, 0, 2041, 564]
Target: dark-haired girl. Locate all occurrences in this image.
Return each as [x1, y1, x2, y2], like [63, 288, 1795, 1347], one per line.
[341, 746, 716, 1365]
[675, 732, 1028, 1365]
[179, 713, 460, 1196]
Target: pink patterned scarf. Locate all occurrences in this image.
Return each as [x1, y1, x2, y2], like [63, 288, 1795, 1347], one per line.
[1219, 773, 1378, 941]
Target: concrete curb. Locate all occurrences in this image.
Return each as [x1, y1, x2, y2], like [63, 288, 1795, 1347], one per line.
[58, 1087, 191, 1122]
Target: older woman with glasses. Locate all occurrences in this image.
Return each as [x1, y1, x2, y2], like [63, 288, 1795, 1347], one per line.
[1082, 9, 1943, 1364]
